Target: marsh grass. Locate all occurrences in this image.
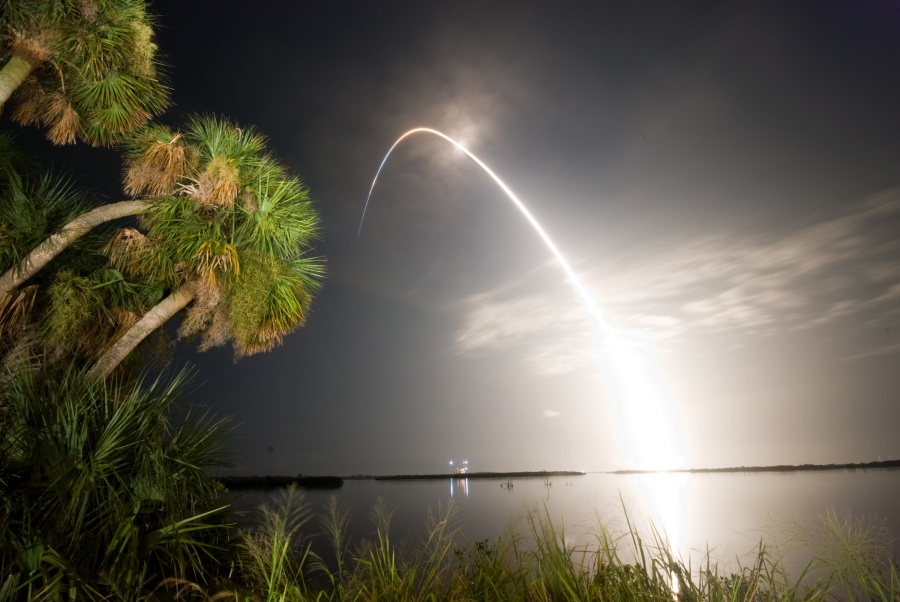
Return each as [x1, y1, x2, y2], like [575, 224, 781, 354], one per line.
[206, 491, 899, 602]
[236, 486, 316, 601]
[803, 508, 899, 602]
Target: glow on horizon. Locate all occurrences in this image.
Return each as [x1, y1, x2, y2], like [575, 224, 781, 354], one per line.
[358, 127, 685, 471]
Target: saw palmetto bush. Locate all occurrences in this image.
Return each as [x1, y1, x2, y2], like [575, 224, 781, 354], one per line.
[0, 364, 232, 600]
[0, 0, 169, 146]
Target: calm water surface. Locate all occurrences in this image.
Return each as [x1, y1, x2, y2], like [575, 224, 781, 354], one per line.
[235, 470, 900, 572]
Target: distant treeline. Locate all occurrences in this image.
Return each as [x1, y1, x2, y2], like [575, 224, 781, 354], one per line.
[611, 459, 900, 475]
[220, 475, 344, 490]
[374, 471, 585, 481]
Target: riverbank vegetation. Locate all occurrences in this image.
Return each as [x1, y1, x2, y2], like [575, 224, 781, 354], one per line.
[132, 487, 900, 601]
[1, 2, 323, 598]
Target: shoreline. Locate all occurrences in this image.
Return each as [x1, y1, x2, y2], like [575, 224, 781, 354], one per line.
[220, 460, 900, 488]
[371, 470, 585, 481]
[220, 470, 584, 489]
[609, 459, 900, 475]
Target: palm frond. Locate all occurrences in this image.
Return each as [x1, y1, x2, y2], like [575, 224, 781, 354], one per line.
[0, 284, 37, 342]
[237, 175, 321, 259]
[227, 252, 323, 358]
[9, 75, 46, 126]
[5, 0, 170, 145]
[0, 363, 231, 597]
[75, 69, 166, 145]
[185, 114, 268, 172]
[41, 91, 81, 144]
[0, 170, 95, 273]
[123, 125, 191, 197]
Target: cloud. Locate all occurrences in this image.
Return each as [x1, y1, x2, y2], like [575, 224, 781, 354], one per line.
[455, 294, 587, 354]
[589, 189, 900, 337]
[844, 341, 900, 362]
[453, 188, 900, 369]
[543, 409, 561, 418]
[454, 272, 597, 376]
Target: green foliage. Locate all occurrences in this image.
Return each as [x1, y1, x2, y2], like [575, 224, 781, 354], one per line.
[134, 195, 234, 285]
[1, 112, 324, 373]
[238, 176, 320, 259]
[193, 498, 900, 602]
[0, 7, 326, 602]
[0, 167, 93, 274]
[42, 269, 100, 347]
[185, 114, 268, 171]
[1, 0, 169, 146]
[311, 495, 353, 601]
[0, 137, 164, 371]
[803, 507, 899, 602]
[120, 115, 325, 361]
[237, 486, 315, 601]
[228, 252, 321, 357]
[0, 364, 232, 600]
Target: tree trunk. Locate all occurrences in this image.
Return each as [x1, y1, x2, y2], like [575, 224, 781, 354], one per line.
[0, 55, 35, 109]
[89, 279, 200, 380]
[0, 200, 149, 302]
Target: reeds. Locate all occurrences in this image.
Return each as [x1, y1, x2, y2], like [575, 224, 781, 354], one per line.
[216, 493, 900, 602]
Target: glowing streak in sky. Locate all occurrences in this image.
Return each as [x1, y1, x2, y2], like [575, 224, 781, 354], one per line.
[358, 127, 685, 472]
[358, 129, 611, 326]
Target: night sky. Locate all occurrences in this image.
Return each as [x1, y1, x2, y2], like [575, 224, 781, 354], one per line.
[24, 2, 900, 476]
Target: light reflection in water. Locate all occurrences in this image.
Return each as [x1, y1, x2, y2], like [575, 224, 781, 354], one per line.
[628, 472, 691, 557]
[617, 472, 691, 593]
[450, 477, 469, 498]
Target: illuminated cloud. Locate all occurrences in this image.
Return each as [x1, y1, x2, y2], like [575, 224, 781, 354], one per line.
[454, 282, 596, 376]
[454, 188, 900, 370]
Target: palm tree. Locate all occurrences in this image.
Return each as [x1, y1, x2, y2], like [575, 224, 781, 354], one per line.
[0, 197, 148, 303]
[92, 114, 325, 377]
[1, 116, 324, 378]
[0, 132, 161, 377]
[0, 0, 168, 146]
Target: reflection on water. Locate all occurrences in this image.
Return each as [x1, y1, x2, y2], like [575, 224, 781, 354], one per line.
[449, 477, 469, 498]
[240, 470, 900, 575]
[629, 472, 691, 555]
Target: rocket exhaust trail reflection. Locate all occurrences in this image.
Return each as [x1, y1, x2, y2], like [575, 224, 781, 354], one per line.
[358, 128, 687, 551]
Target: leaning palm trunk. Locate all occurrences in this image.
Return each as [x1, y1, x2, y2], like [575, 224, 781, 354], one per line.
[0, 55, 35, 108]
[90, 279, 200, 379]
[0, 199, 149, 300]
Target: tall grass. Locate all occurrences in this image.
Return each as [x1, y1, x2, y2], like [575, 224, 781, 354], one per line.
[237, 486, 315, 601]
[212, 493, 899, 602]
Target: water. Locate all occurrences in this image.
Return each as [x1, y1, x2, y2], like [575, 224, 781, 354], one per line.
[233, 470, 900, 573]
